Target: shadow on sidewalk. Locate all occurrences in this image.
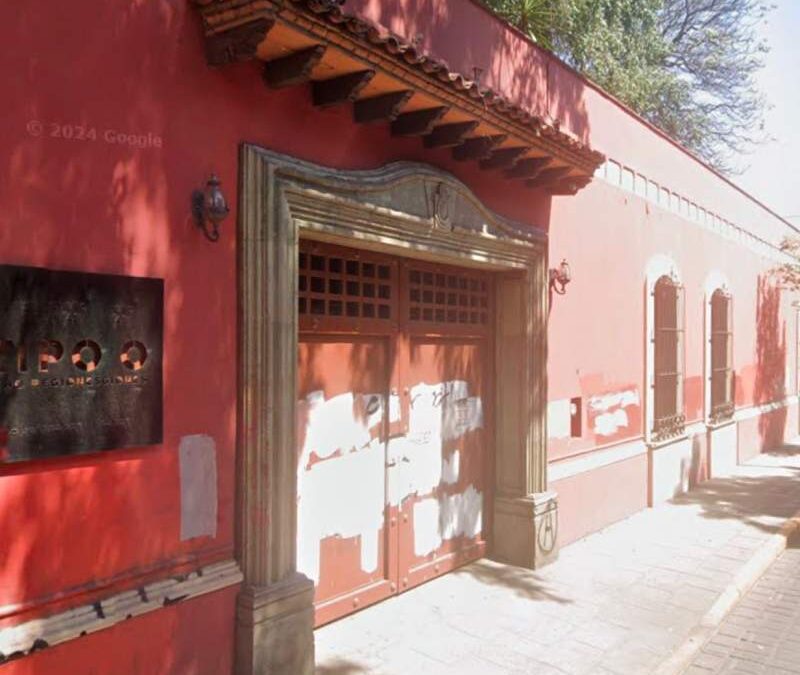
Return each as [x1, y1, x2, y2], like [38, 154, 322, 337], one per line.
[452, 559, 573, 604]
[316, 657, 372, 674]
[760, 441, 800, 457]
[669, 444, 800, 534]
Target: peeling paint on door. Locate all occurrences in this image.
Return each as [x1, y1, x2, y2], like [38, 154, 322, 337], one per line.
[297, 390, 386, 583]
[412, 485, 483, 557]
[296, 244, 492, 625]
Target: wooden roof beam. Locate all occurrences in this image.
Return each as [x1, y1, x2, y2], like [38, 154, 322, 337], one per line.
[263, 45, 326, 89]
[505, 157, 552, 180]
[479, 146, 529, 170]
[354, 91, 413, 124]
[452, 135, 507, 161]
[548, 176, 592, 195]
[525, 166, 572, 189]
[204, 15, 276, 67]
[391, 107, 449, 137]
[423, 121, 480, 149]
[312, 70, 375, 108]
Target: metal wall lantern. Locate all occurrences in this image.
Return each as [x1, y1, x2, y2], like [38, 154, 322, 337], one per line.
[192, 174, 230, 242]
[549, 258, 571, 295]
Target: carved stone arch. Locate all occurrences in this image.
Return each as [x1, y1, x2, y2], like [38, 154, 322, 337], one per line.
[236, 145, 555, 674]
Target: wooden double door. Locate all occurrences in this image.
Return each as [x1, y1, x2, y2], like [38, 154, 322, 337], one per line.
[295, 241, 493, 626]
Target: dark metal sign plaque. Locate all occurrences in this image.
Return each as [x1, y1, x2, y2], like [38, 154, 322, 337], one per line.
[0, 265, 163, 462]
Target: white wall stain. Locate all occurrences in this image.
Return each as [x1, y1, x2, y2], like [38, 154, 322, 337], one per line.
[548, 399, 572, 439]
[588, 389, 639, 436]
[588, 388, 640, 437]
[588, 389, 640, 413]
[179, 434, 218, 541]
[594, 409, 630, 437]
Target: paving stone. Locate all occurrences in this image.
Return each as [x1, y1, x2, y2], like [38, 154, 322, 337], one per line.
[570, 621, 630, 651]
[692, 650, 728, 671]
[439, 655, 512, 674]
[684, 666, 716, 675]
[597, 643, 663, 675]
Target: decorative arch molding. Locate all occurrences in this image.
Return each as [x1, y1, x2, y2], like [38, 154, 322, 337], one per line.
[703, 270, 730, 297]
[236, 145, 554, 674]
[645, 254, 682, 288]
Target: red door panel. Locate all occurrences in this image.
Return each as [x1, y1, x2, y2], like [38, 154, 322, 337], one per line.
[397, 338, 488, 590]
[296, 337, 397, 626]
[296, 242, 492, 625]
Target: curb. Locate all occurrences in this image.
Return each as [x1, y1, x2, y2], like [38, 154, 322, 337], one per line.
[652, 512, 800, 675]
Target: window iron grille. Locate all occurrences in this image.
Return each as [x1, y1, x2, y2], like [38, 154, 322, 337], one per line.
[709, 289, 734, 423]
[652, 275, 686, 441]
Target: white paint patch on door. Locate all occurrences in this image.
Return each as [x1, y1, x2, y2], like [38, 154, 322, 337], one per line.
[388, 392, 402, 423]
[297, 391, 386, 584]
[301, 391, 373, 460]
[412, 485, 483, 557]
[441, 450, 460, 484]
[412, 498, 441, 558]
[297, 380, 484, 581]
[388, 380, 483, 504]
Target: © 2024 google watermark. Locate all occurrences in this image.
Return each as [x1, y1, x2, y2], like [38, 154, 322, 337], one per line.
[26, 120, 163, 149]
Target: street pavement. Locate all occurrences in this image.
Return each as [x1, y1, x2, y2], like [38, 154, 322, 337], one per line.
[315, 444, 800, 674]
[684, 531, 800, 675]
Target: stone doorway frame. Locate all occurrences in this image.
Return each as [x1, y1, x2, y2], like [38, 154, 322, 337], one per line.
[236, 144, 556, 674]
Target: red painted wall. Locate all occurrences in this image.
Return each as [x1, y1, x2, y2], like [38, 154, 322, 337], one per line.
[2, 0, 798, 667]
[0, 0, 550, 666]
[1, 587, 237, 675]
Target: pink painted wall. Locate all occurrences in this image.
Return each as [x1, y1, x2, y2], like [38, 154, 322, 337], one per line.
[554, 453, 648, 547]
[548, 177, 798, 463]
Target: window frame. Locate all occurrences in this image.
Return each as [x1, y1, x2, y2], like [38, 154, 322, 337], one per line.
[708, 288, 734, 425]
[651, 274, 687, 442]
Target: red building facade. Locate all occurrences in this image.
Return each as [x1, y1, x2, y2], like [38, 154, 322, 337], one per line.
[0, 0, 796, 673]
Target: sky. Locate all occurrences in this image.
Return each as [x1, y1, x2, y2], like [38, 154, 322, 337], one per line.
[736, 0, 800, 225]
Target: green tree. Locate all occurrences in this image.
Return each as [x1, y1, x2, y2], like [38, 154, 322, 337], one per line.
[484, 0, 772, 173]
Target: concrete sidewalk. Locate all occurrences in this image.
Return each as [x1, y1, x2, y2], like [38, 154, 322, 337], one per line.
[315, 444, 800, 675]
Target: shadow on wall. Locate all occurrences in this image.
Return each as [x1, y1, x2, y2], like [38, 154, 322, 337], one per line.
[754, 276, 787, 451]
[0, 1, 236, 671]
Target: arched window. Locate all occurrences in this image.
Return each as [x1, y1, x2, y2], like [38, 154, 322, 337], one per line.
[709, 289, 734, 423]
[653, 275, 685, 441]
